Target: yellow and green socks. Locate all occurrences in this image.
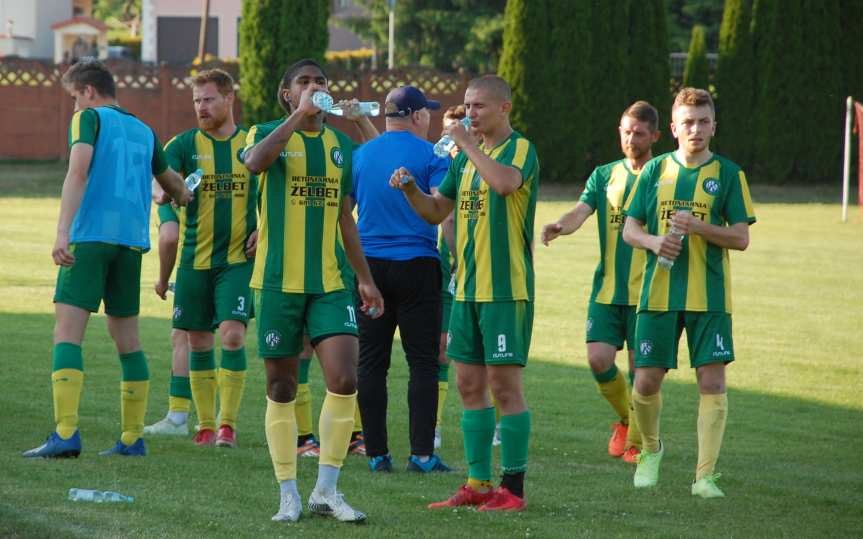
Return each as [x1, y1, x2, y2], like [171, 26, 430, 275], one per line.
[218, 348, 247, 429]
[318, 391, 356, 468]
[295, 357, 314, 438]
[462, 407, 496, 484]
[632, 389, 662, 453]
[119, 351, 149, 446]
[52, 342, 84, 439]
[437, 363, 449, 427]
[696, 393, 728, 480]
[189, 350, 217, 431]
[265, 398, 297, 481]
[168, 373, 191, 421]
[625, 400, 642, 449]
[594, 364, 630, 422]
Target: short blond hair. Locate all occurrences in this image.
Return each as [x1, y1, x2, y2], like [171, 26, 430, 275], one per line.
[672, 87, 714, 114]
[191, 68, 234, 96]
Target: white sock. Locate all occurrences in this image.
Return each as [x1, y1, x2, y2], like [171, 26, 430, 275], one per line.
[279, 480, 299, 499]
[314, 464, 340, 494]
[168, 411, 188, 425]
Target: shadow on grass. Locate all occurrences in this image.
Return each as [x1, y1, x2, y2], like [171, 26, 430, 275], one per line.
[1, 312, 861, 538]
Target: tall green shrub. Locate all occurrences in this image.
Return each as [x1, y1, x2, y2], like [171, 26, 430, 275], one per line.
[683, 25, 710, 90]
[239, 0, 329, 126]
[628, 0, 672, 152]
[715, 0, 754, 165]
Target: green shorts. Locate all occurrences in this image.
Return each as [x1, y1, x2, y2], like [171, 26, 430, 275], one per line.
[254, 288, 358, 358]
[172, 262, 253, 331]
[634, 310, 735, 369]
[157, 203, 179, 225]
[441, 291, 453, 333]
[586, 301, 637, 351]
[447, 300, 533, 366]
[54, 242, 142, 317]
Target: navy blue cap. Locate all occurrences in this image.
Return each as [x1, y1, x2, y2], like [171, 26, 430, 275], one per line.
[384, 86, 441, 117]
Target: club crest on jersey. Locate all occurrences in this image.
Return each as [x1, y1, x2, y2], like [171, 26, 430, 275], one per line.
[264, 330, 282, 350]
[330, 147, 344, 168]
[703, 178, 720, 195]
[639, 340, 654, 356]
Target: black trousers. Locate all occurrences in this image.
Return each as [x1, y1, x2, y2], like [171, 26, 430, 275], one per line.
[357, 256, 441, 457]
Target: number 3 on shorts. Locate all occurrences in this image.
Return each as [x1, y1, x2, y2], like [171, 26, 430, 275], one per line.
[498, 334, 507, 352]
[237, 296, 245, 312]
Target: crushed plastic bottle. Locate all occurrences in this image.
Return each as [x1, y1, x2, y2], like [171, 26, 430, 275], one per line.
[68, 488, 134, 503]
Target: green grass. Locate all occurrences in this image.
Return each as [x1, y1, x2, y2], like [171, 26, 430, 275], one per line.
[1, 163, 862, 538]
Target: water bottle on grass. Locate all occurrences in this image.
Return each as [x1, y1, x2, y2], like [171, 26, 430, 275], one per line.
[68, 488, 134, 503]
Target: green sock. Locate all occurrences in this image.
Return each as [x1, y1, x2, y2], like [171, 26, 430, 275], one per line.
[461, 407, 496, 482]
[438, 363, 449, 382]
[299, 357, 311, 385]
[170, 375, 192, 399]
[500, 411, 531, 474]
[221, 348, 247, 371]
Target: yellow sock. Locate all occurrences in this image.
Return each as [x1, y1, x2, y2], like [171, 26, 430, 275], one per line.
[437, 381, 449, 427]
[53, 369, 83, 439]
[467, 478, 493, 493]
[169, 396, 191, 414]
[265, 398, 298, 481]
[318, 391, 356, 468]
[696, 393, 728, 480]
[353, 401, 363, 432]
[625, 399, 642, 449]
[120, 381, 149, 445]
[218, 368, 246, 429]
[631, 389, 662, 453]
[295, 383, 313, 436]
[597, 370, 630, 422]
[190, 369, 217, 430]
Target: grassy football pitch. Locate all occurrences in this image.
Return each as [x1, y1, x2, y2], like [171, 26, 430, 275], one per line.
[1, 162, 861, 538]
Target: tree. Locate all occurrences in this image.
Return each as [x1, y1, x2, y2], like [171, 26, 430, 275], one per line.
[839, 0, 863, 100]
[628, 0, 672, 152]
[715, 0, 754, 165]
[239, 0, 329, 126]
[667, 0, 725, 51]
[498, 0, 553, 171]
[343, 0, 506, 73]
[755, 0, 842, 183]
[683, 25, 710, 90]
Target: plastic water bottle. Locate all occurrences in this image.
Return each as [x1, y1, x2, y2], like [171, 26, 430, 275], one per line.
[312, 92, 380, 117]
[433, 117, 471, 157]
[68, 488, 134, 503]
[657, 209, 690, 270]
[184, 168, 204, 192]
[447, 274, 456, 295]
[367, 306, 380, 318]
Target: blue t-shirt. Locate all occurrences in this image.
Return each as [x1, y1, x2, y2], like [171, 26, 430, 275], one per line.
[352, 130, 450, 260]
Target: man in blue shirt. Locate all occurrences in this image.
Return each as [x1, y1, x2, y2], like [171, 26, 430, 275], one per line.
[352, 86, 452, 473]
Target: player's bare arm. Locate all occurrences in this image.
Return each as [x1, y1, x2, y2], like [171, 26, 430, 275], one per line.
[542, 202, 594, 246]
[671, 211, 750, 251]
[447, 121, 522, 196]
[53, 143, 94, 266]
[389, 167, 455, 224]
[338, 200, 384, 318]
[243, 86, 319, 173]
[154, 167, 190, 206]
[623, 216, 682, 261]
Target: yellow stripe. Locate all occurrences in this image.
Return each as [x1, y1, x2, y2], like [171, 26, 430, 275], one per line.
[723, 250, 733, 312]
[646, 158, 679, 311]
[177, 206, 187, 259]
[283, 134, 307, 292]
[227, 133, 249, 265]
[595, 163, 628, 304]
[511, 138, 530, 170]
[473, 141, 510, 301]
[250, 176, 267, 289]
[193, 133, 216, 269]
[70, 111, 82, 143]
[685, 161, 720, 311]
[321, 129, 343, 292]
[454, 160, 474, 301]
[628, 243, 645, 305]
[738, 170, 755, 219]
[506, 179, 529, 300]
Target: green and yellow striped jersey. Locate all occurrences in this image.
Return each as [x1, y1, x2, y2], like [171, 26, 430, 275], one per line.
[437, 131, 539, 302]
[623, 152, 756, 313]
[245, 120, 353, 294]
[438, 230, 454, 295]
[164, 127, 257, 270]
[579, 160, 645, 306]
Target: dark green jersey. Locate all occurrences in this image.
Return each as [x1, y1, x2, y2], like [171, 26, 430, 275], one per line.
[245, 120, 353, 294]
[437, 131, 539, 302]
[580, 160, 645, 305]
[623, 152, 756, 313]
[164, 127, 257, 270]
